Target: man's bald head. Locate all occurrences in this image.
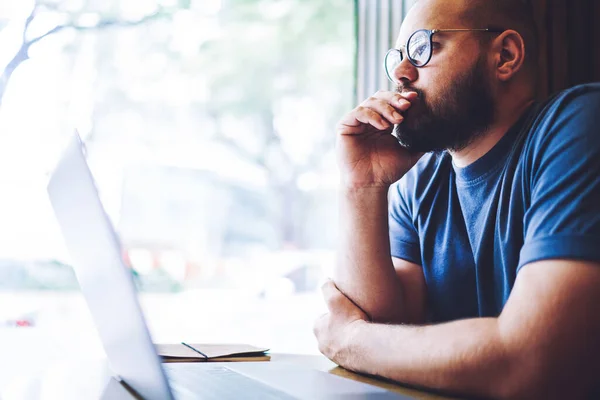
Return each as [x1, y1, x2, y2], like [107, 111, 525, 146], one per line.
[459, 0, 539, 69]
[406, 0, 539, 69]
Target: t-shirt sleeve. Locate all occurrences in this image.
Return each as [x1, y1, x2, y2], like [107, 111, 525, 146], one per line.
[518, 88, 600, 271]
[389, 178, 422, 265]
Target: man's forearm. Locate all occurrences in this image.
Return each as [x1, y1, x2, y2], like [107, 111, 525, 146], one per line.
[341, 318, 523, 399]
[334, 186, 405, 323]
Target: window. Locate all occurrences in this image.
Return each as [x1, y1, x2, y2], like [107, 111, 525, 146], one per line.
[355, 0, 411, 98]
[0, 0, 354, 386]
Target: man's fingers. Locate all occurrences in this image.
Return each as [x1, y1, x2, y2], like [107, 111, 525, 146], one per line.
[354, 107, 392, 130]
[369, 89, 415, 103]
[336, 90, 415, 136]
[313, 312, 328, 336]
[321, 279, 337, 304]
[397, 91, 419, 102]
[321, 279, 338, 296]
[338, 107, 389, 134]
[365, 90, 415, 111]
[321, 279, 348, 311]
[363, 99, 406, 125]
[364, 93, 412, 113]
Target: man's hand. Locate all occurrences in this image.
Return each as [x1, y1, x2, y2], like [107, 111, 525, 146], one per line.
[336, 90, 422, 189]
[313, 280, 369, 366]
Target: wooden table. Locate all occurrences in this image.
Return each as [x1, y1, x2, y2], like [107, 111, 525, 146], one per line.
[1, 354, 458, 399]
[271, 354, 457, 400]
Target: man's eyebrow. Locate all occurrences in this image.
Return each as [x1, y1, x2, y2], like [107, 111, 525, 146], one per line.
[430, 31, 450, 39]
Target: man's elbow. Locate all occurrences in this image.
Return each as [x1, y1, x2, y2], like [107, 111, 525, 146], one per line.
[494, 376, 591, 400]
[492, 375, 554, 400]
[332, 279, 407, 324]
[348, 299, 405, 325]
[491, 352, 596, 400]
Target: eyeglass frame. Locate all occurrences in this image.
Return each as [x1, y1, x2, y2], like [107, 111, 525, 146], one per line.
[384, 27, 505, 82]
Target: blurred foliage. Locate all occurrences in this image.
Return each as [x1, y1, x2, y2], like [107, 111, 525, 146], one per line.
[201, 0, 353, 116]
[0, 0, 354, 290]
[0, 259, 79, 290]
[84, 0, 354, 247]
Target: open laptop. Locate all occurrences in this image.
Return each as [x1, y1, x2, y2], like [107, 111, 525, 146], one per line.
[47, 133, 409, 399]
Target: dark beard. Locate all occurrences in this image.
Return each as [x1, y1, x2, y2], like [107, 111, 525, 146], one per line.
[394, 56, 495, 153]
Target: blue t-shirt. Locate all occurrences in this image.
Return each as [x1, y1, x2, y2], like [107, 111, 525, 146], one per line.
[388, 83, 600, 323]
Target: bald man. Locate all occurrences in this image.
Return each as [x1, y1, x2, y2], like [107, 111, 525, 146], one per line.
[313, 0, 600, 398]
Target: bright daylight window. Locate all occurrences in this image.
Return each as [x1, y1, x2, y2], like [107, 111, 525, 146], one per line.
[0, 0, 354, 384]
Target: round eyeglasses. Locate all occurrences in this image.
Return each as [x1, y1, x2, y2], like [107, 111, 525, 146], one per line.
[384, 28, 505, 83]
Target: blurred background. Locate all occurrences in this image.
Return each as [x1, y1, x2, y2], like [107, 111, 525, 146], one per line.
[0, 0, 355, 391]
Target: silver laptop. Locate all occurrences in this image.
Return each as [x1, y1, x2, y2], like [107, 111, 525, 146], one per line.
[47, 133, 409, 400]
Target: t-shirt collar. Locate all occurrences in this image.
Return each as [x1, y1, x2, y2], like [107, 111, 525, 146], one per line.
[452, 104, 536, 184]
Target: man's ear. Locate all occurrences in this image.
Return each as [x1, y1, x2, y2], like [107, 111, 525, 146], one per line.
[492, 29, 526, 82]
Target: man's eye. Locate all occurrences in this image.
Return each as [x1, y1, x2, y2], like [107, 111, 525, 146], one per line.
[432, 42, 441, 50]
[415, 44, 427, 56]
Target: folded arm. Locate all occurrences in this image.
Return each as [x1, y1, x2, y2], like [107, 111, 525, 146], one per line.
[333, 259, 600, 399]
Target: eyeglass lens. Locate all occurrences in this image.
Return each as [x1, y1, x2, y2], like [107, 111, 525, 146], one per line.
[384, 49, 403, 82]
[385, 30, 432, 82]
[407, 30, 431, 66]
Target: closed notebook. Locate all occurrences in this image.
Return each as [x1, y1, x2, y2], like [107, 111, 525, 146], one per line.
[156, 343, 270, 363]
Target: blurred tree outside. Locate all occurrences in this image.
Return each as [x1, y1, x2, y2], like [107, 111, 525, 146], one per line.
[0, 0, 177, 108]
[0, 0, 354, 288]
[198, 0, 354, 249]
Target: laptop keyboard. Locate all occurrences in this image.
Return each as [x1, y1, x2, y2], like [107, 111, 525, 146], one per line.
[164, 364, 297, 399]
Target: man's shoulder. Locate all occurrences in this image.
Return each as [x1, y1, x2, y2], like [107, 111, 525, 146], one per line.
[549, 82, 600, 104]
[535, 83, 600, 130]
[526, 83, 600, 154]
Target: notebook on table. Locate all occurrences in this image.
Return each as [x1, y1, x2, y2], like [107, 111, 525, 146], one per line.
[156, 343, 270, 363]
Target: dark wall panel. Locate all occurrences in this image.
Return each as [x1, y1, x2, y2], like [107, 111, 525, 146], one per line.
[532, 0, 600, 98]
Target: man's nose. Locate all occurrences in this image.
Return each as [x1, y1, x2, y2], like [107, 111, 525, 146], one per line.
[391, 56, 418, 85]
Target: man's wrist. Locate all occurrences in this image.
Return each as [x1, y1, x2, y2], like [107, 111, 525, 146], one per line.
[341, 184, 390, 196]
[340, 185, 390, 213]
[339, 319, 370, 370]
[347, 319, 369, 341]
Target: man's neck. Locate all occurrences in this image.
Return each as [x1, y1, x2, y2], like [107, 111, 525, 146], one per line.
[450, 97, 536, 168]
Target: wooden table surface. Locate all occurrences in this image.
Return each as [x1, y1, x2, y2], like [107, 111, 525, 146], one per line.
[1, 353, 459, 399]
[271, 354, 457, 400]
